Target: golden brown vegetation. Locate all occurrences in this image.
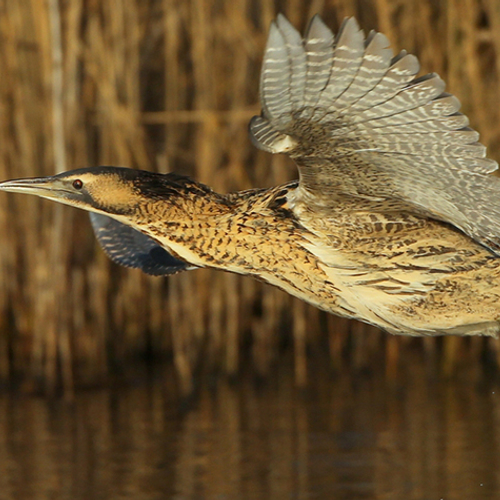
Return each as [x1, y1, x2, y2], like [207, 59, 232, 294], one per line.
[1, 0, 500, 393]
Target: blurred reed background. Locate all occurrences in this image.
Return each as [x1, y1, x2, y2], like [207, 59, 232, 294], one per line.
[1, 0, 500, 394]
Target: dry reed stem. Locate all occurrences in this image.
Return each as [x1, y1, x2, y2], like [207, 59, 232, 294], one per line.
[0, 0, 498, 393]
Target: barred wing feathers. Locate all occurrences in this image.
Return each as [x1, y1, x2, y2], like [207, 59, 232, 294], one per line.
[249, 15, 500, 253]
[90, 213, 196, 276]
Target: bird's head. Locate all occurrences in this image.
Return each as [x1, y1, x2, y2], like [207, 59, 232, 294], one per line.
[0, 167, 212, 218]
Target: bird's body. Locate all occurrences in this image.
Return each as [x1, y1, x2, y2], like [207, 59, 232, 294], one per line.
[2, 14, 500, 336]
[55, 168, 499, 337]
[135, 178, 500, 336]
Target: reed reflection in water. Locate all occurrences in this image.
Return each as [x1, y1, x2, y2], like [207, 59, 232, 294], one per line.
[0, 355, 499, 500]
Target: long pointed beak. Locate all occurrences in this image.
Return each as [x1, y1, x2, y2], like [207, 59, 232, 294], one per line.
[0, 176, 75, 202]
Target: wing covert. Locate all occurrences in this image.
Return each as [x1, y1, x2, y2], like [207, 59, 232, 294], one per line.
[250, 14, 500, 254]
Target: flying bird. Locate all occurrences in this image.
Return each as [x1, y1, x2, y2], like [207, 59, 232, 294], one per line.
[2, 14, 500, 337]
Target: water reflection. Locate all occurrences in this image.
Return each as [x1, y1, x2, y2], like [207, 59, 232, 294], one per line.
[0, 355, 499, 499]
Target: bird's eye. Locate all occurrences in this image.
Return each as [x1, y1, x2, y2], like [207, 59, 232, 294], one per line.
[72, 179, 83, 190]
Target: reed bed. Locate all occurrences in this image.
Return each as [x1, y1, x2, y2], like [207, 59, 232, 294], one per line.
[0, 0, 500, 393]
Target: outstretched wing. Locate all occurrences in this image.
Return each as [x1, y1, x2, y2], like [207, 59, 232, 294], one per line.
[89, 213, 196, 276]
[250, 14, 500, 254]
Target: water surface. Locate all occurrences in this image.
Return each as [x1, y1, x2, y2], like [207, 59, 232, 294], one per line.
[0, 355, 499, 499]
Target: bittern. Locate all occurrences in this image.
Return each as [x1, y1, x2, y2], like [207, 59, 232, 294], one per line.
[2, 14, 500, 337]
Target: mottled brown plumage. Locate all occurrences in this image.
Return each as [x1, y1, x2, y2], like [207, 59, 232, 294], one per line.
[1, 15, 500, 336]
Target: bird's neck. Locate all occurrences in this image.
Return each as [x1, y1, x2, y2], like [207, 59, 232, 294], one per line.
[126, 189, 235, 268]
[124, 184, 347, 315]
[128, 185, 304, 273]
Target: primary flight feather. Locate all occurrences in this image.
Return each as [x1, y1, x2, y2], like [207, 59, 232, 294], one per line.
[250, 15, 500, 254]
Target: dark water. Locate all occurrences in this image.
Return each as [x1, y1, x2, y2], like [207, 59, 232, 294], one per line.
[1, 355, 499, 500]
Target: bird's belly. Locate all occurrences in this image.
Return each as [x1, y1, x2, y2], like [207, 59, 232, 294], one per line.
[264, 261, 500, 337]
[295, 238, 500, 337]
[154, 216, 500, 337]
